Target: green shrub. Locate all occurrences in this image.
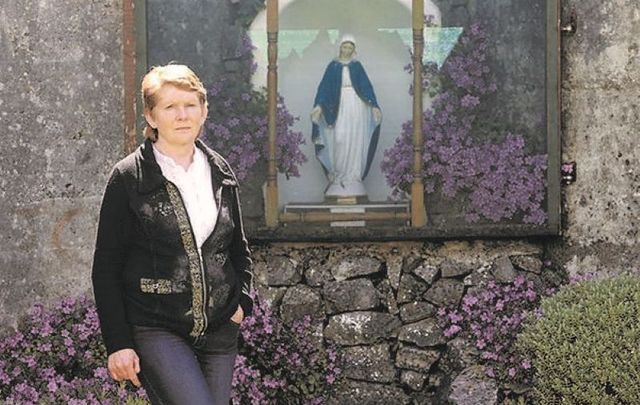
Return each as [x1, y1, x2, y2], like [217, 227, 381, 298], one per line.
[517, 275, 640, 404]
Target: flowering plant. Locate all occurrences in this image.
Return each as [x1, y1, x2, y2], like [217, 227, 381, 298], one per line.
[382, 23, 548, 224]
[232, 292, 342, 404]
[1, 292, 341, 404]
[0, 295, 146, 404]
[203, 34, 307, 181]
[438, 275, 551, 391]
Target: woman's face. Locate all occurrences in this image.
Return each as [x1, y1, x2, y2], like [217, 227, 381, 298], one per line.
[339, 42, 355, 59]
[144, 84, 207, 147]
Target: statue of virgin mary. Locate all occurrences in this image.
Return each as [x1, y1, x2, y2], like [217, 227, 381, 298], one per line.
[310, 34, 382, 199]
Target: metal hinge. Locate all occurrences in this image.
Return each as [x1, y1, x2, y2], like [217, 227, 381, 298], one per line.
[561, 9, 577, 35]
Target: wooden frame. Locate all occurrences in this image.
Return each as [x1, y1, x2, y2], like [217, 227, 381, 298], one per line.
[127, 0, 562, 241]
[264, 0, 427, 228]
[123, 0, 147, 154]
[546, 0, 562, 234]
[265, 0, 279, 227]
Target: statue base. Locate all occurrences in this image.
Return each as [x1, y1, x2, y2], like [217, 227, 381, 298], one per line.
[325, 180, 367, 198]
[324, 195, 368, 205]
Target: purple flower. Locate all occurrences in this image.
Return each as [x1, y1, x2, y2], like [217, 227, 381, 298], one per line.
[202, 34, 306, 182]
[463, 295, 478, 307]
[460, 94, 480, 108]
[231, 291, 341, 403]
[525, 289, 537, 301]
[445, 325, 462, 337]
[0, 295, 149, 403]
[382, 23, 547, 225]
[448, 311, 464, 324]
[438, 274, 549, 386]
[47, 380, 58, 393]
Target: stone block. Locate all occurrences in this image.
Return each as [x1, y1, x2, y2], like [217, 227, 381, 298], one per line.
[510, 255, 543, 274]
[385, 254, 403, 291]
[448, 366, 498, 405]
[331, 255, 383, 281]
[254, 255, 301, 286]
[463, 264, 493, 287]
[399, 301, 437, 323]
[378, 279, 400, 315]
[279, 285, 323, 324]
[398, 319, 447, 347]
[401, 370, 428, 391]
[254, 284, 287, 308]
[492, 256, 517, 283]
[412, 260, 440, 285]
[323, 278, 380, 314]
[447, 337, 480, 369]
[324, 311, 401, 346]
[395, 345, 441, 372]
[440, 259, 474, 278]
[423, 279, 465, 307]
[304, 254, 334, 287]
[397, 273, 429, 304]
[327, 380, 410, 405]
[341, 344, 396, 383]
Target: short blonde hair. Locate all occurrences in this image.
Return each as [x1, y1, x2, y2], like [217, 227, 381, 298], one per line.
[141, 64, 208, 141]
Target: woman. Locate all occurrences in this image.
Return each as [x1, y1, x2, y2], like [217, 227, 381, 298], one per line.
[311, 35, 382, 199]
[92, 64, 253, 404]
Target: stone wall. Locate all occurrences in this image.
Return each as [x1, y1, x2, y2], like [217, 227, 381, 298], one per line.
[252, 241, 548, 404]
[0, 0, 124, 328]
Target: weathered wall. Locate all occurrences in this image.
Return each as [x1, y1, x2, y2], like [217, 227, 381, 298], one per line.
[0, 0, 124, 328]
[550, 0, 640, 277]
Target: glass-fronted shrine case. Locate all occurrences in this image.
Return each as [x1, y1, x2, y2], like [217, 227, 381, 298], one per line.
[133, 0, 561, 241]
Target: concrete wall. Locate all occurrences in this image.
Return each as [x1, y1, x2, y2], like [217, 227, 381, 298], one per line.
[0, 0, 124, 328]
[549, 0, 640, 278]
[0, 0, 638, 332]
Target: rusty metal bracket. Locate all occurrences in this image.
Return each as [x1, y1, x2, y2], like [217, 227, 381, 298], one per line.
[561, 161, 577, 184]
[561, 9, 577, 34]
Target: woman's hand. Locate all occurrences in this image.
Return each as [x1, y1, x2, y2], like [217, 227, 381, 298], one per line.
[310, 106, 323, 124]
[108, 348, 141, 387]
[230, 305, 244, 324]
[373, 107, 382, 124]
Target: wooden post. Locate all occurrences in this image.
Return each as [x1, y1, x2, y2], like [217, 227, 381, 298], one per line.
[265, 0, 279, 227]
[410, 0, 427, 227]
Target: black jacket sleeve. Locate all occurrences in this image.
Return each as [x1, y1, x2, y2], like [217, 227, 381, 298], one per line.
[91, 168, 134, 355]
[230, 186, 254, 316]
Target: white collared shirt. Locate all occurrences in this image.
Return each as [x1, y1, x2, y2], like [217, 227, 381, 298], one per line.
[153, 144, 217, 248]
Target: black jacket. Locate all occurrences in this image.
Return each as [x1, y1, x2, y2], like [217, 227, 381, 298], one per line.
[92, 139, 253, 355]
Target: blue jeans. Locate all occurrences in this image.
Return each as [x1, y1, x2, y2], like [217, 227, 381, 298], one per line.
[132, 322, 239, 405]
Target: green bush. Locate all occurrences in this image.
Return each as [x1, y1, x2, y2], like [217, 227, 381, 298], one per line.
[517, 275, 640, 404]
